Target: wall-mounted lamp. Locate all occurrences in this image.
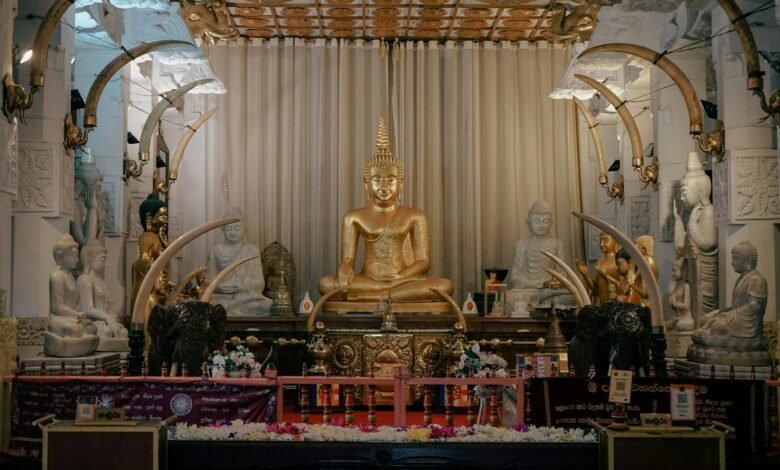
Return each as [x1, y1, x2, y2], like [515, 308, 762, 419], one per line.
[2, 0, 75, 124]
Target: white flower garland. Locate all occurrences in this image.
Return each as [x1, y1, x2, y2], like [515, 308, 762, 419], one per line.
[170, 420, 596, 444]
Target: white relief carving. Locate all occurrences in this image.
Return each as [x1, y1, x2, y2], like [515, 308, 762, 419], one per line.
[735, 155, 780, 220]
[60, 152, 74, 217]
[712, 158, 729, 222]
[14, 149, 54, 212]
[101, 177, 119, 234]
[127, 194, 146, 240]
[0, 120, 18, 196]
[629, 198, 651, 239]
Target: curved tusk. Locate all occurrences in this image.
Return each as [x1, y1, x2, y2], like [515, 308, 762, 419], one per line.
[573, 97, 608, 184]
[540, 250, 591, 307]
[29, 0, 75, 89]
[572, 212, 663, 329]
[84, 40, 195, 129]
[165, 266, 207, 307]
[169, 107, 218, 180]
[575, 75, 644, 170]
[200, 255, 259, 303]
[716, 0, 764, 92]
[544, 268, 584, 309]
[307, 288, 347, 332]
[131, 216, 239, 325]
[138, 79, 213, 162]
[430, 288, 468, 333]
[577, 43, 702, 136]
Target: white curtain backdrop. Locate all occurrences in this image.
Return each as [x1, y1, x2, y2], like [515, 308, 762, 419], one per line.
[194, 38, 582, 301]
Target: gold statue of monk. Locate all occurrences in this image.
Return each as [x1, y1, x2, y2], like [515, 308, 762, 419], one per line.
[318, 118, 453, 302]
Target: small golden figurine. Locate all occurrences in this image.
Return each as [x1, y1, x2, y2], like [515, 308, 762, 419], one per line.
[575, 232, 619, 305]
[318, 118, 453, 302]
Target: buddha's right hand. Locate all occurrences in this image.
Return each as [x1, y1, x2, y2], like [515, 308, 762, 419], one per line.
[575, 259, 588, 276]
[337, 264, 354, 288]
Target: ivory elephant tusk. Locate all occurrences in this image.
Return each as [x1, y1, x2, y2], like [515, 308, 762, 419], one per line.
[138, 79, 213, 162]
[169, 107, 218, 180]
[307, 288, 347, 332]
[540, 250, 590, 307]
[165, 266, 207, 307]
[84, 40, 196, 129]
[543, 268, 584, 310]
[131, 217, 240, 325]
[200, 255, 259, 303]
[575, 74, 644, 170]
[716, 0, 764, 92]
[429, 288, 468, 333]
[572, 97, 608, 184]
[572, 212, 664, 329]
[577, 43, 703, 136]
[29, 0, 75, 89]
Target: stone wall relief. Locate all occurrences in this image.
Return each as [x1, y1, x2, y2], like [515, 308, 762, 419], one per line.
[733, 152, 780, 221]
[0, 120, 18, 196]
[101, 175, 121, 234]
[627, 195, 651, 240]
[127, 192, 148, 241]
[713, 157, 730, 222]
[14, 147, 54, 213]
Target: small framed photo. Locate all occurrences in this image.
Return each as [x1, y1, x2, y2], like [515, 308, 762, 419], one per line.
[608, 370, 633, 404]
[76, 395, 97, 422]
[516, 354, 561, 378]
[670, 384, 696, 422]
[484, 282, 507, 317]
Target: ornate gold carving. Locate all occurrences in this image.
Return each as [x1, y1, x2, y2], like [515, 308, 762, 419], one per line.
[180, 0, 239, 44]
[457, 30, 483, 39]
[281, 7, 310, 17]
[16, 317, 47, 346]
[373, 8, 401, 18]
[460, 20, 488, 29]
[464, 8, 491, 19]
[327, 8, 356, 17]
[330, 335, 363, 377]
[363, 334, 413, 405]
[418, 8, 447, 19]
[245, 29, 274, 38]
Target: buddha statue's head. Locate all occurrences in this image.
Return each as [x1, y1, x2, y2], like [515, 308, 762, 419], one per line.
[599, 232, 617, 256]
[731, 241, 758, 274]
[615, 248, 632, 276]
[139, 193, 166, 232]
[81, 239, 107, 275]
[527, 200, 552, 237]
[680, 151, 711, 208]
[221, 207, 246, 245]
[635, 235, 654, 257]
[53, 234, 80, 271]
[364, 118, 403, 207]
[672, 257, 687, 280]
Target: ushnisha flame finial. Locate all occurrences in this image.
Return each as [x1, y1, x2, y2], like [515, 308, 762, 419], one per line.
[363, 117, 403, 182]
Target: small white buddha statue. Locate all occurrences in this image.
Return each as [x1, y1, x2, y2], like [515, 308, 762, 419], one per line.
[508, 201, 572, 309]
[77, 240, 128, 351]
[44, 235, 100, 357]
[206, 207, 272, 316]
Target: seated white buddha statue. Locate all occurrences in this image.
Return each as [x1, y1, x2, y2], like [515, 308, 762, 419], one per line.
[43, 235, 100, 357]
[206, 207, 272, 316]
[77, 240, 128, 351]
[508, 201, 573, 311]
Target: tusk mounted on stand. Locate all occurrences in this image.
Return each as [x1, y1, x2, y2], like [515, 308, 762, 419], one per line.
[158, 107, 218, 193]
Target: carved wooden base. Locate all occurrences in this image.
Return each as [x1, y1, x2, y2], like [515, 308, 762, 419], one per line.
[323, 301, 451, 315]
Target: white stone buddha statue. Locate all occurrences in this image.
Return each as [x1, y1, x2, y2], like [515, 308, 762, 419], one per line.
[206, 207, 272, 316]
[70, 149, 104, 250]
[508, 201, 573, 310]
[43, 235, 100, 357]
[77, 240, 128, 351]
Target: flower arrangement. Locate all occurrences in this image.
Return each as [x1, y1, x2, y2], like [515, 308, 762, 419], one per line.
[209, 345, 260, 378]
[170, 420, 596, 444]
[455, 343, 509, 378]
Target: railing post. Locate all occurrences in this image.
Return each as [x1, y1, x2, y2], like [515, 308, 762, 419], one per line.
[393, 365, 406, 427]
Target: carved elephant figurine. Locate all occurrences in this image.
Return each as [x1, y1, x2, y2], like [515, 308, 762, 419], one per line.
[569, 301, 652, 377]
[179, 0, 239, 45]
[148, 300, 227, 376]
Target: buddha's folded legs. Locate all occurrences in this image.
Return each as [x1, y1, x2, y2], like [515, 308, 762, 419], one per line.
[319, 274, 453, 302]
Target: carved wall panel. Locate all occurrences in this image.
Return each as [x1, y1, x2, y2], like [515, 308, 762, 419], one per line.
[733, 153, 780, 221]
[330, 335, 363, 378]
[628, 196, 651, 239]
[126, 192, 147, 240]
[0, 120, 18, 196]
[60, 152, 74, 217]
[101, 176, 121, 234]
[713, 158, 730, 222]
[412, 334, 449, 377]
[363, 334, 413, 405]
[14, 147, 54, 212]
[16, 317, 47, 347]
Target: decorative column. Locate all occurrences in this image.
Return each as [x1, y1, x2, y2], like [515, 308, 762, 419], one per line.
[11, 0, 75, 318]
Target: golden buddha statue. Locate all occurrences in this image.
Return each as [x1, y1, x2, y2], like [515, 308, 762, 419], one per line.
[318, 118, 453, 302]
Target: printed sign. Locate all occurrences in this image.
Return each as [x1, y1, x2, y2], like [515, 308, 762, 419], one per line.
[608, 370, 632, 404]
[670, 384, 697, 421]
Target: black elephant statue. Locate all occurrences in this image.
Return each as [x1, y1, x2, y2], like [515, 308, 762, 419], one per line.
[569, 301, 652, 377]
[148, 300, 227, 376]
